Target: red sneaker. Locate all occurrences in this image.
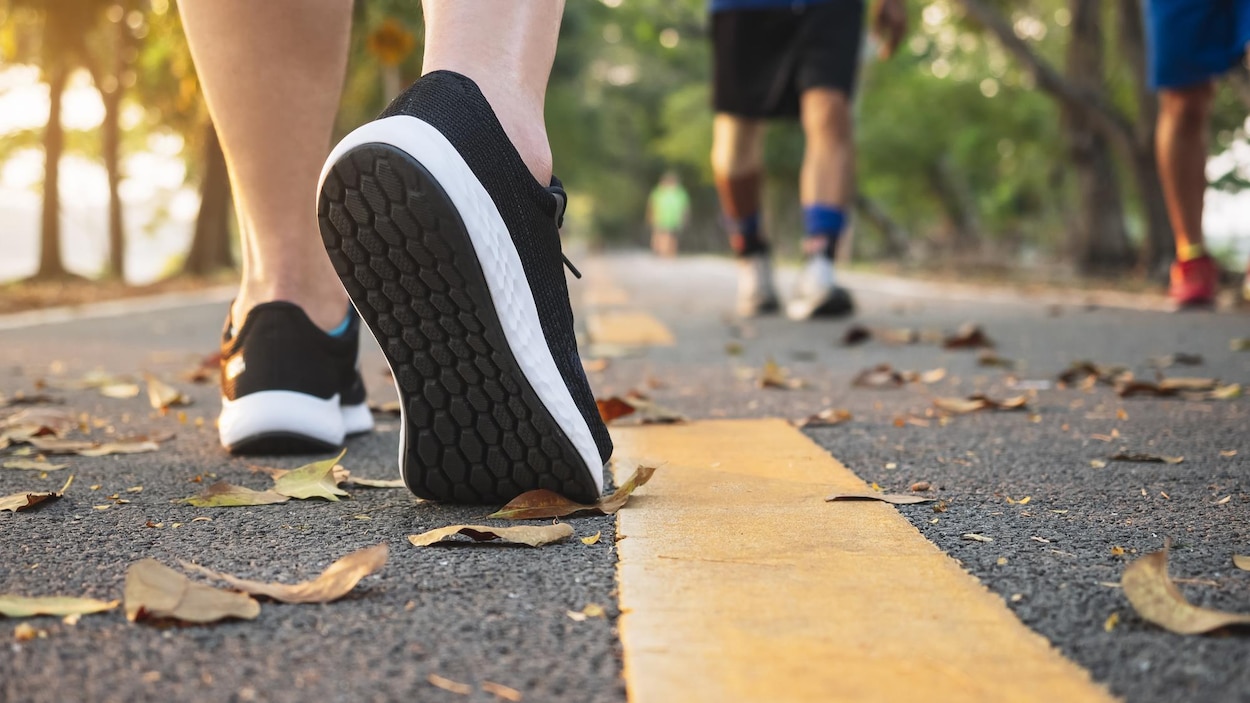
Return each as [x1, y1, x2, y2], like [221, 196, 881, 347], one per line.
[1169, 255, 1218, 307]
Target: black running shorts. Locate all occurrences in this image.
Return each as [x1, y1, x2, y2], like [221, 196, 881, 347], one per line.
[712, 0, 865, 118]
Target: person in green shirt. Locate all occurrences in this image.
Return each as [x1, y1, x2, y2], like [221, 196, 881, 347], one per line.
[647, 172, 691, 258]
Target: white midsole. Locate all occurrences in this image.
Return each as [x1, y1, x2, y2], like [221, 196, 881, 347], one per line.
[219, 390, 354, 448]
[319, 115, 604, 494]
[341, 401, 374, 435]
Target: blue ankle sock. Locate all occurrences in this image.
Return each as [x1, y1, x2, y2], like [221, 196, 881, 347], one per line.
[803, 204, 845, 259]
[733, 212, 767, 256]
[326, 307, 353, 337]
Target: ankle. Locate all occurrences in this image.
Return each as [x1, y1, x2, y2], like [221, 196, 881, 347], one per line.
[233, 283, 349, 334]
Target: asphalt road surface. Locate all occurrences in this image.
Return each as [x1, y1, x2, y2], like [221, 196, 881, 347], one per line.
[1, 252, 1248, 702]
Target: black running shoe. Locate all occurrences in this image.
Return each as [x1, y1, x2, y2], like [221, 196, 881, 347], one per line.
[316, 71, 612, 504]
[218, 301, 373, 454]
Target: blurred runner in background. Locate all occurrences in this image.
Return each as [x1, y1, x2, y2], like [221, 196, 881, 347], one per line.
[1147, 0, 1250, 306]
[709, 0, 906, 319]
[647, 171, 691, 258]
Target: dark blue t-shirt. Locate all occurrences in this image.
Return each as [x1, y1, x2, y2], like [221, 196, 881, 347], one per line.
[710, 0, 834, 11]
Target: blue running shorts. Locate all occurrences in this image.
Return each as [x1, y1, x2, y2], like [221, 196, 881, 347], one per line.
[1146, 0, 1250, 89]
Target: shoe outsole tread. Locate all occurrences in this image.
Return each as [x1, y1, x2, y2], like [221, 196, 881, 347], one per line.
[319, 143, 601, 505]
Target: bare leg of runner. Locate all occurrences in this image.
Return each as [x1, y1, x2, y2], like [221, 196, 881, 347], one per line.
[179, 0, 352, 331]
[1157, 81, 1218, 306]
[798, 88, 854, 257]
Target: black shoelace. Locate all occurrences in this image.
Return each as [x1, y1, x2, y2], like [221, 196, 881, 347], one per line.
[548, 181, 582, 279]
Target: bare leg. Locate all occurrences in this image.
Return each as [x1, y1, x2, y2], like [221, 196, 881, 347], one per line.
[798, 88, 854, 256]
[710, 114, 766, 254]
[179, 0, 352, 331]
[421, 0, 565, 184]
[1156, 82, 1215, 257]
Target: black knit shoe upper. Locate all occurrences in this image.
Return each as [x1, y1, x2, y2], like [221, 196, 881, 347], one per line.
[377, 71, 613, 466]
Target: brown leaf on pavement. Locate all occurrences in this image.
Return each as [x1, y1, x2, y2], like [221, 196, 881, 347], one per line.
[489, 466, 657, 519]
[1109, 452, 1184, 464]
[1234, 555, 1250, 572]
[1058, 361, 1130, 387]
[408, 523, 573, 548]
[595, 393, 685, 425]
[145, 374, 191, 411]
[77, 439, 162, 457]
[179, 352, 220, 384]
[481, 680, 524, 702]
[99, 383, 141, 399]
[933, 394, 1029, 414]
[1231, 338, 1250, 352]
[851, 364, 906, 389]
[181, 481, 291, 508]
[427, 674, 473, 695]
[942, 323, 995, 350]
[0, 392, 60, 408]
[977, 350, 1016, 369]
[1149, 353, 1203, 368]
[841, 324, 872, 346]
[757, 358, 804, 390]
[962, 533, 994, 542]
[124, 559, 260, 624]
[3, 459, 69, 471]
[796, 408, 852, 428]
[581, 531, 601, 545]
[344, 476, 406, 489]
[825, 492, 935, 504]
[1210, 383, 1242, 400]
[368, 400, 402, 416]
[0, 475, 73, 512]
[272, 450, 349, 501]
[910, 481, 931, 492]
[0, 595, 119, 618]
[180, 543, 387, 604]
[1122, 544, 1250, 635]
[0, 408, 76, 442]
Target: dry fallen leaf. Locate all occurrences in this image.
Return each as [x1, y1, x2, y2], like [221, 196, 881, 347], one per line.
[481, 681, 524, 702]
[1150, 353, 1204, 368]
[1109, 452, 1184, 465]
[427, 674, 472, 696]
[408, 523, 573, 548]
[595, 393, 685, 425]
[1231, 338, 1250, 352]
[0, 408, 76, 441]
[0, 595, 119, 618]
[977, 350, 1015, 369]
[909, 481, 931, 492]
[841, 324, 872, 346]
[145, 374, 191, 411]
[581, 532, 602, 545]
[1210, 383, 1243, 400]
[343, 476, 406, 489]
[272, 450, 349, 501]
[489, 466, 656, 520]
[943, 323, 995, 350]
[796, 408, 852, 428]
[2, 459, 69, 471]
[851, 364, 906, 389]
[757, 358, 804, 390]
[919, 368, 947, 384]
[99, 383, 141, 399]
[180, 352, 220, 384]
[181, 481, 291, 508]
[0, 475, 73, 513]
[13, 623, 39, 641]
[825, 493, 934, 505]
[1122, 544, 1250, 635]
[180, 543, 387, 604]
[1058, 361, 1130, 388]
[962, 533, 994, 542]
[933, 394, 1029, 414]
[124, 559, 260, 624]
[1233, 555, 1250, 572]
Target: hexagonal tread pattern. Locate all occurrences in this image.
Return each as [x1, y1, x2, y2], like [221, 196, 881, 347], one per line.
[318, 144, 599, 504]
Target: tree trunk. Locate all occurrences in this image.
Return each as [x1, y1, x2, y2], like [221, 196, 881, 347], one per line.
[854, 193, 909, 258]
[184, 121, 235, 275]
[1063, 0, 1133, 274]
[928, 155, 982, 255]
[101, 69, 125, 281]
[36, 63, 69, 280]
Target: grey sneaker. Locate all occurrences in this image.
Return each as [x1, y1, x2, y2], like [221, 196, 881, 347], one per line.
[786, 255, 854, 320]
[736, 254, 781, 318]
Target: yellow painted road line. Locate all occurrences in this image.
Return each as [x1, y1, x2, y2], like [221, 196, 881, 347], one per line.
[612, 419, 1116, 703]
[586, 310, 675, 348]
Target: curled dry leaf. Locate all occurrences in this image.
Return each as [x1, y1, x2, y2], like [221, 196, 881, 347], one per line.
[1109, 452, 1184, 465]
[942, 323, 995, 350]
[427, 674, 473, 696]
[180, 543, 387, 604]
[481, 681, 524, 702]
[124, 559, 259, 624]
[909, 481, 931, 492]
[851, 364, 905, 389]
[181, 481, 291, 508]
[489, 466, 657, 520]
[595, 393, 685, 425]
[1058, 361, 1130, 387]
[0, 408, 76, 441]
[272, 450, 349, 501]
[1122, 544, 1250, 635]
[796, 408, 852, 428]
[180, 352, 220, 384]
[0, 475, 73, 512]
[962, 533, 994, 542]
[99, 383, 141, 399]
[877, 327, 921, 345]
[408, 523, 573, 548]
[581, 531, 602, 545]
[757, 358, 804, 390]
[0, 595, 119, 618]
[919, 368, 947, 384]
[26, 435, 162, 457]
[825, 492, 934, 505]
[841, 324, 872, 346]
[1210, 383, 1242, 400]
[977, 350, 1015, 369]
[344, 476, 406, 489]
[1149, 353, 1203, 369]
[145, 374, 191, 411]
[933, 394, 1030, 415]
[1233, 555, 1250, 572]
[3, 459, 69, 471]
